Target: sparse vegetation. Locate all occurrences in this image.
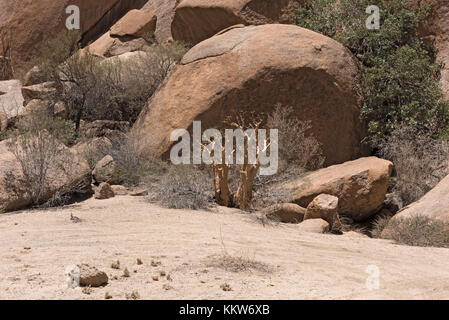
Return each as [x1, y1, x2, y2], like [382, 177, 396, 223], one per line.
[375, 126, 449, 205]
[379, 215, 449, 248]
[371, 213, 394, 239]
[100, 131, 154, 186]
[148, 164, 214, 210]
[5, 108, 76, 206]
[0, 29, 14, 80]
[37, 30, 188, 135]
[208, 254, 273, 273]
[266, 104, 324, 171]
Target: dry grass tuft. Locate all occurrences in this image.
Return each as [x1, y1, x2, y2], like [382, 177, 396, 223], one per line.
[125, 290, 140, 300]
[220, 283, 232, 291]
[380, 215, 449, 248]
[207, 253, 273, 274]
[111, 260, 120, 269]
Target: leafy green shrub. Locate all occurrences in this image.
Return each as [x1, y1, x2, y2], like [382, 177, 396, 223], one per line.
[295, 0, 449, 137]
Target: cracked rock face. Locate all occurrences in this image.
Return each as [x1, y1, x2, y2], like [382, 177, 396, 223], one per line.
[133, 24, 367, 166]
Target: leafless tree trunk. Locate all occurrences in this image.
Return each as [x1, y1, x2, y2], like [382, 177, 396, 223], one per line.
[0, 30, 14, 80]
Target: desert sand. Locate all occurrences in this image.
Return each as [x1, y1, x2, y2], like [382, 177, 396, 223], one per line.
[1, 195, 449, 300]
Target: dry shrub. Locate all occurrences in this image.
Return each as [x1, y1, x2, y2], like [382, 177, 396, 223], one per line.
[38, 30, 188, 133]
[371, 213, 394, 239]
[0, 30, 14, 80]
[247, 104, 324, 210]
[207, 253, 273, 273]
[381, 215, 449, 248]
[148, 165, 214, 210]
[6, 108, 76, 205]
[101, 130, 152, 186]
[375, 126, 449, 205]
[340, 215, 369, 234]
[266, 103, 325, 172]
[208, 250, 274, 273]
[208, 233, 274, 273]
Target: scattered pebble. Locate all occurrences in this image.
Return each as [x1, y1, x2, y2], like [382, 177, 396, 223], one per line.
[163, 284, 173, 291]
[220, 283, 232, 291]
[82, 287, 93, 295]
[111, 260, 120, 269]
[123, 268, 130, 277]
[126, 290, 140, 300]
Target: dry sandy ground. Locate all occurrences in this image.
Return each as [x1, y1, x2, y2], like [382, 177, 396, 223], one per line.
[1, 195, 449, 300]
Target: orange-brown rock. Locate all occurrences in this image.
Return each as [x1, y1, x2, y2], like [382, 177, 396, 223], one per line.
[171, 0, 291, 45]
[88, 32, 148, 57]
[281, 157, 393, 221]
[390, 173, 449, 223]
[133, 24, 366, 166]
[110, 9, 157, 38]
[266, 203, 306, 223]
[304, 194, 342, 231]
[142, 0, 180, 43]
[0, 0, 147, 76]
[0, 139, 91, 212]
[77, 264, 108, 287]
[410, 0, 449, 98]
[297, 218, 330, 234]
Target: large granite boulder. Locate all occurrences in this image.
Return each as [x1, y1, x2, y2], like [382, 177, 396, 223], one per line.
[133, 24, 367, 166]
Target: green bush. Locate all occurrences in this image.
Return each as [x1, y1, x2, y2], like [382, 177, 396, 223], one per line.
[295, 0, 449, 137]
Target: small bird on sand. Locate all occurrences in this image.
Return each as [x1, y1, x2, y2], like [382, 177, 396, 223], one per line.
[70, 213, 82, 223]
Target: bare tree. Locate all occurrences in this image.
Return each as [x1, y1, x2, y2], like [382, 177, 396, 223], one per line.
[6, 108, 75, 205]
[208, 112, 271, 210]
[0, 29, 14, 80]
